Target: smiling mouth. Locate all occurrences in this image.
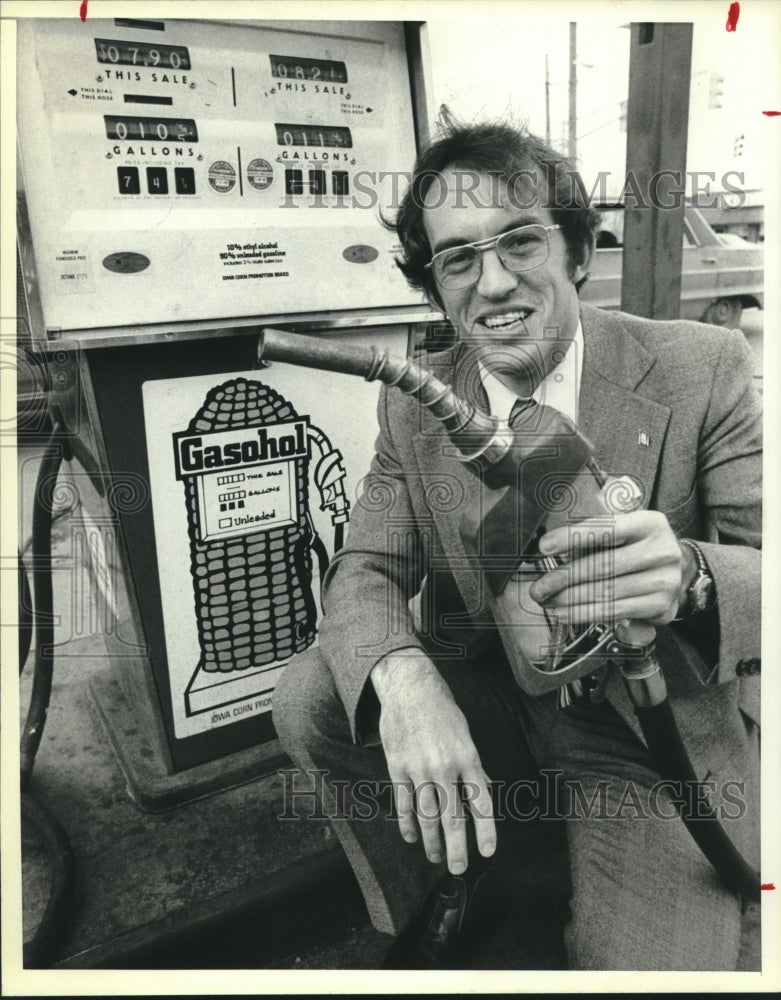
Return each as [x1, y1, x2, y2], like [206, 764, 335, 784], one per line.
[479, 309, 534, 331]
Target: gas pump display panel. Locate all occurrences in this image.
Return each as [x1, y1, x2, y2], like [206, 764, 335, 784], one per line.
[17, 18, 421, 336]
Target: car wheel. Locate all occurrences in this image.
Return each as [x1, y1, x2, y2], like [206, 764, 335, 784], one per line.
[701, 298, 743, 328]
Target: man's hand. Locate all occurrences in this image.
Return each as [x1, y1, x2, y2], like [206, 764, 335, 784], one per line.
[528, 510, 693, 626]
[371, 649, 496, 875]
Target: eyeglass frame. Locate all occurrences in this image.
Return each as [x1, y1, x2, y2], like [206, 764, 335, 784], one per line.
[424, 223, 562, 290]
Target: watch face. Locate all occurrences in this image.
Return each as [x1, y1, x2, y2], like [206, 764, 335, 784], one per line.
[691, 575, 713, 611]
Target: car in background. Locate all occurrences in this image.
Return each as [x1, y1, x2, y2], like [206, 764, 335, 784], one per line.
[581, 204, 763, 329]
[717, 232, 756, 248]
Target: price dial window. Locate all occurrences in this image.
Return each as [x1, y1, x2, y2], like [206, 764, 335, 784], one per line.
[95, 38, 191, 69]
[274, 123, 353, 148]
[104, 116, 199, 142]
[269, 55, 347, 82]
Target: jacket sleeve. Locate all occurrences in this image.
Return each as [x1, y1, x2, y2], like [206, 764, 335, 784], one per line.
[671, 326, 762, 691]
[317, 384, 428, 744]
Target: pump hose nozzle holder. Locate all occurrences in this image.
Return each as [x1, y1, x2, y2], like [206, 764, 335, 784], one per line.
[258, 327, 760, 902]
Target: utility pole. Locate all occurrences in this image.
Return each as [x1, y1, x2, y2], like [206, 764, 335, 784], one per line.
[621, 23, 693, 319]
[568, 22, 577, 159]
[545, 53, 551, 144]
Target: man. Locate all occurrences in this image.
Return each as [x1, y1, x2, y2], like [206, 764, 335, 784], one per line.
[273, 122, 761, 970]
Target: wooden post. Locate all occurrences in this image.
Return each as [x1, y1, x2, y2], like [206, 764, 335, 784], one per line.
[621, 23, 693, 319]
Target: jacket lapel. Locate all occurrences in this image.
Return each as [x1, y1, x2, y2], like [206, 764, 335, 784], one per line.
[577, 305, 671, 510]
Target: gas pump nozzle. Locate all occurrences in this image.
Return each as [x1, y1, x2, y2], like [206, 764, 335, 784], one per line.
[260, 327, 511, 466]
[259, 328, 657, 703]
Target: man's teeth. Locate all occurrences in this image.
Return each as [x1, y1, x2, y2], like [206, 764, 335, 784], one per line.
[482, 311, 531, 330]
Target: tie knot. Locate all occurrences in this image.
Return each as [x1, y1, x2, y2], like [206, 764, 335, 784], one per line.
[508, 396, 537, 428]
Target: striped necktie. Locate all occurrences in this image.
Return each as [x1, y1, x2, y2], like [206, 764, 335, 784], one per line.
[508, 396, 537, 428]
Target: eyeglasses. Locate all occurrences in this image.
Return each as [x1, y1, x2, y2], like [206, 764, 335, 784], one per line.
[425, 224, 561, 291]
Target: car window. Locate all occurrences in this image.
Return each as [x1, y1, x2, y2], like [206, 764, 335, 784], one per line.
[596, 207, 697, 248]
[596, 208, 624, 248]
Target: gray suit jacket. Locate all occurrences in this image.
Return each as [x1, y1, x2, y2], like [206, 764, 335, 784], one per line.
[319, 304, 762, 852]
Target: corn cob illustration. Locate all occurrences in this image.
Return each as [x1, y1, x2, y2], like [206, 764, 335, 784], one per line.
[180, 378, 318, 673]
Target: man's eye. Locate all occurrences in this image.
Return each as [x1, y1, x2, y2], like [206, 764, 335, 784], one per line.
[504, 232, 540, 254]
[441, 249, 475, 272]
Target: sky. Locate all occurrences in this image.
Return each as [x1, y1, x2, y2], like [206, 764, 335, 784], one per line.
[425, 1, 778, 196]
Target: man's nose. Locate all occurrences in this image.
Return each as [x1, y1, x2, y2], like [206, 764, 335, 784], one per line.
[474, 248, 519, 299]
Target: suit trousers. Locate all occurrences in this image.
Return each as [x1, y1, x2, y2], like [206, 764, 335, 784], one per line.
[272, 639, 744, 970]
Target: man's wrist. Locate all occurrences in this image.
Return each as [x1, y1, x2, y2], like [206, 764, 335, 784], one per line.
[371, 647, 432, 703]
[674, 538, 717, 620]
[676, 540, 699, 616]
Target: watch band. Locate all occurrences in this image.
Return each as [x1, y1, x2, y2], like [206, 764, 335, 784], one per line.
[676, 538, 717, 619]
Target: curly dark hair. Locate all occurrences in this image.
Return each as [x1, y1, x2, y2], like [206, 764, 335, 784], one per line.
[387, 119, 603, 311]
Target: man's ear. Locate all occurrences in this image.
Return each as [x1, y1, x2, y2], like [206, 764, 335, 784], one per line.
[572, 235, 596, 284]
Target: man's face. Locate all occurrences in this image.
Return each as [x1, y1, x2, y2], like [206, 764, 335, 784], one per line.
[422, 168, 592, 396]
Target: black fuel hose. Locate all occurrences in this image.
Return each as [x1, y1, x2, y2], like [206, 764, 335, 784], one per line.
[633, 699, 760, 902]
[20, 428, 64, 788]
[20, 423, 76, 967]
[19, 550, 33, 672]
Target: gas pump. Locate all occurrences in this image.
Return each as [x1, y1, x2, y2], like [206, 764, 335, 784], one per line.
[17, 16, 436, 809]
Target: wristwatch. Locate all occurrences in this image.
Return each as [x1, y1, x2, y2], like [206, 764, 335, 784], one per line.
[677, 538, 717, 618]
